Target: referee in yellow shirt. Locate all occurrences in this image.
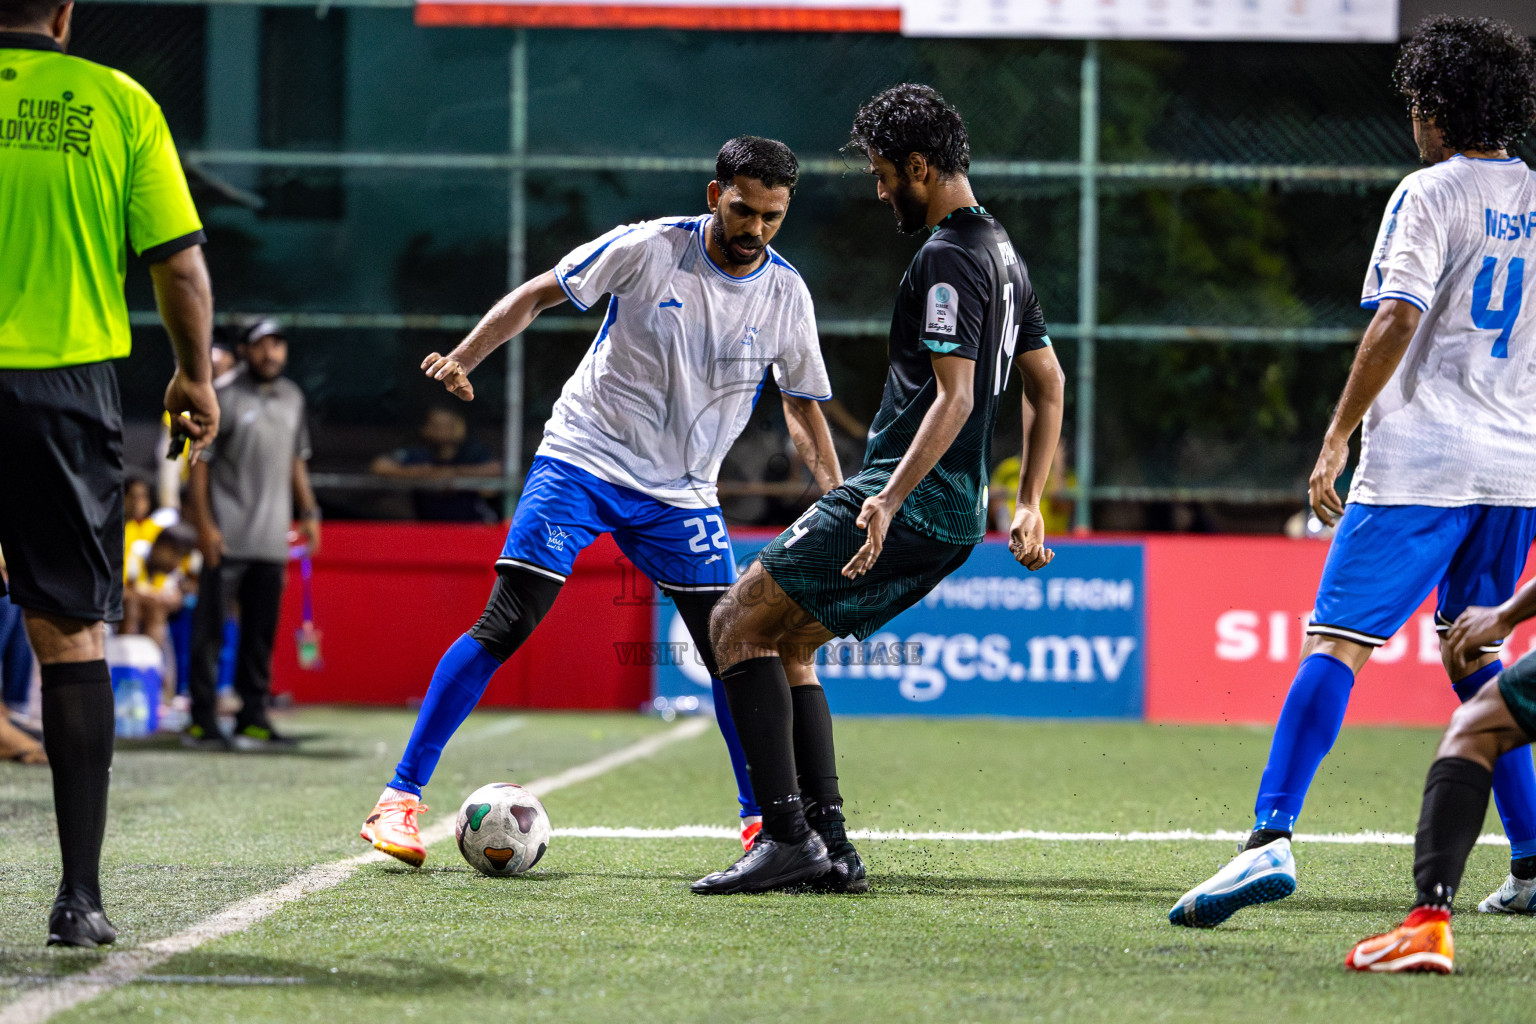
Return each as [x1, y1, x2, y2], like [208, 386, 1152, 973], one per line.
[0, 0, 219, 947]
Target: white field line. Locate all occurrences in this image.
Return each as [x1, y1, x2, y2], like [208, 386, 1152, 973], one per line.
[0, 718, 710, 1024]
[553, 824, 1511, 846]
[468, 715, 527, 740]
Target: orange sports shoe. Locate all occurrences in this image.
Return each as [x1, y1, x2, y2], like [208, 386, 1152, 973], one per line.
[741, 817, 762, 852]
[361, 795, 428, 867]
[1345, 906, 1454, 974]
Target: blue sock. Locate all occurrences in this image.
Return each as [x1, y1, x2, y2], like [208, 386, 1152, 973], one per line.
[712, 675, 760, 817]
[389, 634, 503, 796]
[1452, 660, 1536, 860]
[1252, 652, 1356, 833]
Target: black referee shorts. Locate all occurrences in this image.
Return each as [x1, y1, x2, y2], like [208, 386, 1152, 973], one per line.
[0, 361, 124, 623]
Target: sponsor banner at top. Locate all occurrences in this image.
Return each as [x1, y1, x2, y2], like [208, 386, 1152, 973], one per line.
[414, 0, 900, 31]
[902, 0, 1399, 42]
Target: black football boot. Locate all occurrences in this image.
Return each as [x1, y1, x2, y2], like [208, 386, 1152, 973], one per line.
[691, 831, 830, 895]
[805, 803, 869, 894]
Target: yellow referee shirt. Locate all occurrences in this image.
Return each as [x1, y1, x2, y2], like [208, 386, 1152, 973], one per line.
[0, 31, 204, 370]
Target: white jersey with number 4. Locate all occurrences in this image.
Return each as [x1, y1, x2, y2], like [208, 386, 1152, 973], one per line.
[537, 215, 831, 509]
[1354, 154, 1536, 507]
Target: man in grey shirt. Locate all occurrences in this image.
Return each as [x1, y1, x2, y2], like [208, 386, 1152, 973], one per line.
[184, 319, 320, 749]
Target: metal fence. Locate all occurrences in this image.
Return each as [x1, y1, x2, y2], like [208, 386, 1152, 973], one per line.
[89, 2, 1536, 526]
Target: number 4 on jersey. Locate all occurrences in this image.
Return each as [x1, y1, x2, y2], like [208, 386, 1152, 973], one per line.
[1471, 256, 1525, 359]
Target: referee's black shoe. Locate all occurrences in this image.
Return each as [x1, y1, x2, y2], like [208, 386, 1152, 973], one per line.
[690, 831, 830, 895]
[46, 887, 117, 948]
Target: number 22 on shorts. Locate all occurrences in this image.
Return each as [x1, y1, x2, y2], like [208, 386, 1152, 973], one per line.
[682, 514, 730, 553]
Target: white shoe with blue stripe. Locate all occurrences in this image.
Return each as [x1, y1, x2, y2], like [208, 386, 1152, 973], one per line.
[1168, 837, 1296, 927]
[1478, 872, 1536, 914]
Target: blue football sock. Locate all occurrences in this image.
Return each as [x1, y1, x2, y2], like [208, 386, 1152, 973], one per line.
[712, 675, 760, 818]
[1252, 652, 1356, 833]
[1452, 660, 1536, 860]
[390, 634, 503, 795]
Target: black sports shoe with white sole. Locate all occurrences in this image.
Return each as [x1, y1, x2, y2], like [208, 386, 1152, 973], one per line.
[691, 832, 830, 895]
[47, 889, 117, 948]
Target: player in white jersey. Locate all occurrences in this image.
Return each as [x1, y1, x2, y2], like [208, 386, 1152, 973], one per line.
[1172, 17, 1536, 931]
[357, 137, 843, 867]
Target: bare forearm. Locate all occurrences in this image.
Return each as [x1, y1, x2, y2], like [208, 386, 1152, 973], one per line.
[292, 460, 318, 517]
[1017, 389, 1063, 509]
[782, 395, 843, 492]
[1498, 579, 1536, 631]
[149, 246, 213, 382]
[184, 461, 213, 532]
[1326, 299, 1420, 443]
[1015, 350, 1066, 508]
[448, 271, 566, 373]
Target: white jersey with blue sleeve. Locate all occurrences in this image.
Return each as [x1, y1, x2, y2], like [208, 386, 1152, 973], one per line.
[1353, 155, 1536, 507]
[537, 215, 831, 509]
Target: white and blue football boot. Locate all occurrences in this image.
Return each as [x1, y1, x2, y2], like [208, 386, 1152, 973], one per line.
[1478, 873, 1536, 914]
[1168, 837, 1297, 927]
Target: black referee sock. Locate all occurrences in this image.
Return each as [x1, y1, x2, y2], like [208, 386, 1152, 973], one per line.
[40, 660, 115, 906]
[1413, 757, 1494, 910]
[720, 657, 808, 844]
[791, 685, 846, 841]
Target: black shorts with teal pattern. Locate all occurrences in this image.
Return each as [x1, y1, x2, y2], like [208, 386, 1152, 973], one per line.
[757, 485, 973, 641]
[1499, 652, 1536, 741]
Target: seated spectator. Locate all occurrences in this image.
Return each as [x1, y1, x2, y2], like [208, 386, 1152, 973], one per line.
[123, 474, 163, 582]
[370, 408, 502, 522]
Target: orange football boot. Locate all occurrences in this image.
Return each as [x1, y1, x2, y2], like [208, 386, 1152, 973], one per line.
[1345, 906, 1454, 974]
[361, 795, 428, 867]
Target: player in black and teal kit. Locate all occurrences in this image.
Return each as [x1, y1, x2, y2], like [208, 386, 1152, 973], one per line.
[693, 84, 1067, 895]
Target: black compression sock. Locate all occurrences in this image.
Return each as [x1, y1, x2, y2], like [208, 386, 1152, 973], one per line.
[1413, 757, 1494, 910]
[791, 685, 842, 815]
[720, 657, 806, 843]
[1512, 854, 1536, 881]
[1245, 828, 1292, 851]
[40, 661, 115, 906]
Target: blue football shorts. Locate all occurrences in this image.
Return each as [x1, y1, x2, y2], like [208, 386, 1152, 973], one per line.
[497, 455, 736, 594]
[1308, 503, 1536, 653]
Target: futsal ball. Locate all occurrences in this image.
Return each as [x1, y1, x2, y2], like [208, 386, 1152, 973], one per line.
[455, 783, 551, 877]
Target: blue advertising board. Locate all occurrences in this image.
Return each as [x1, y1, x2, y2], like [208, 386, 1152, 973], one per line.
[653, 538, 1144, 718]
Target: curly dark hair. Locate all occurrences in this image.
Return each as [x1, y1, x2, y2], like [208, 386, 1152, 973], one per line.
[850, 83, 970, 178]
[715, 136, 798, 196]
[1393, 16, 1536, 152]
[0, 0, 65, 28]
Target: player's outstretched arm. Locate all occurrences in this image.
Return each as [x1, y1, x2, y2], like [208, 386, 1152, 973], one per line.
[421, 270, 569, 401]
[1309, 298, 1421, 525]
[781, 394, 843, 494]
[1447, 579, 1536, 664]
[150, 245, 219, 455]
[842, 354, 974, 580]
[1010, 345, 1065, 570]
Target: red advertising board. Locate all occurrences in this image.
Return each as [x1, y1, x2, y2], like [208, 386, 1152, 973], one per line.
[270, 523, 651, 710]
[1143, 535, 1536, 726]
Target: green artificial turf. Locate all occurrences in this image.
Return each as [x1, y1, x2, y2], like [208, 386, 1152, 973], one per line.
[3, 710, 1533, 1023]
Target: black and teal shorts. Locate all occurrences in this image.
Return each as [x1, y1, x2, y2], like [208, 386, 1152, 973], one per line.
[757, 485, 972, 641]
[1499, 653, 1536, 741]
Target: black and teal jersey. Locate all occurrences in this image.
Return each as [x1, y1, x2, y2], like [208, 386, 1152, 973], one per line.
[846, 206, 1050, 545]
